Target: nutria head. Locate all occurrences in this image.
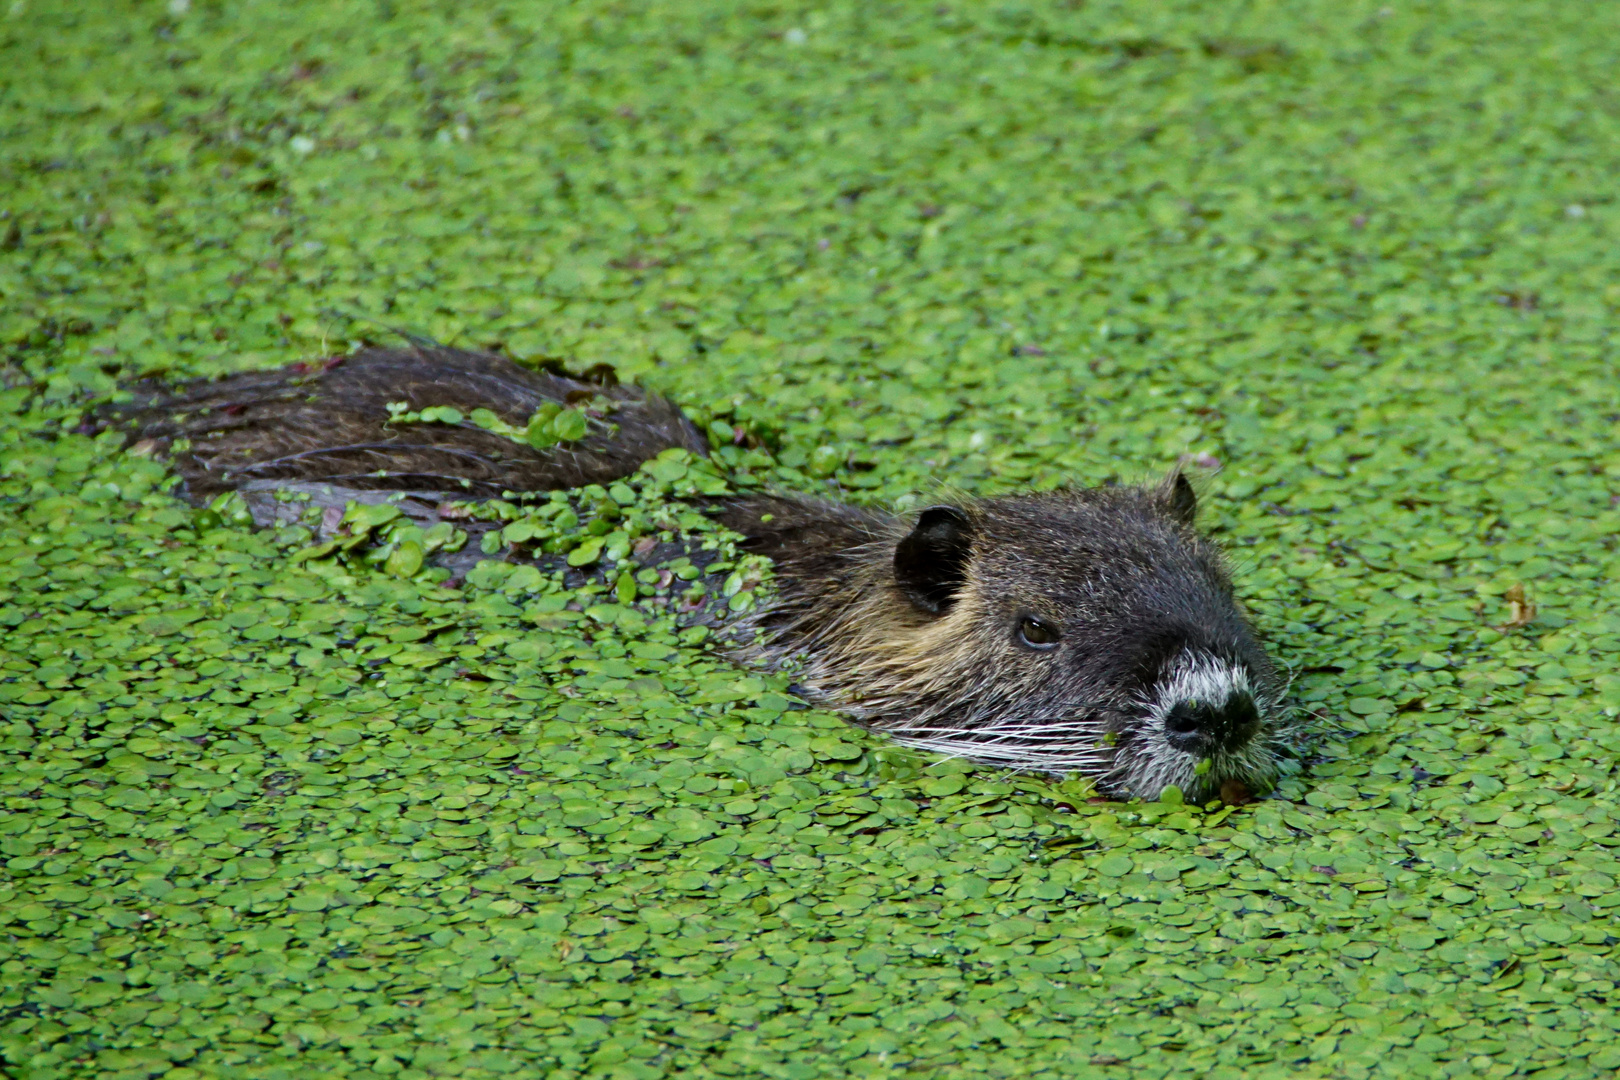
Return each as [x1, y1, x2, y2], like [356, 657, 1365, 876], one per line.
[748, 474, 1289, 802]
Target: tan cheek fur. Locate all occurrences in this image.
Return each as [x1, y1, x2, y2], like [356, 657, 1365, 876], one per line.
[781, 569, 1035, 731]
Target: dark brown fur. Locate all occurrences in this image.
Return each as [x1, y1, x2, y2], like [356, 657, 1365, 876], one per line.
[113, 345, 706, 500]
[110, 347, 1290, 800]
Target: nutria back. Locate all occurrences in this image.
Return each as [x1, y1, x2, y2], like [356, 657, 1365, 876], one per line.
[113, 345, 707, 499]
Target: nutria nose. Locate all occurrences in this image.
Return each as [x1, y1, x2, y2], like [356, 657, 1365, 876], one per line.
[1164, 691, 1260, 754]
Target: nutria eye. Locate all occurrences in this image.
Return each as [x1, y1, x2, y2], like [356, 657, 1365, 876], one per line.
[1017, 616, 1060, 650]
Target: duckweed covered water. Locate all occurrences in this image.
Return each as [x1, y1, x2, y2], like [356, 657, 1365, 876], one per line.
[3, 2, 1620, 1078]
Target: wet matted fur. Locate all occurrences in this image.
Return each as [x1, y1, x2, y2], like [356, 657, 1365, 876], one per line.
[111, 345, 708, 500]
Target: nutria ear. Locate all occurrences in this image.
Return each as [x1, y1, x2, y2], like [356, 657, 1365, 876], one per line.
[1163, 470, 1197, 525]
[894, 506, 974, 615]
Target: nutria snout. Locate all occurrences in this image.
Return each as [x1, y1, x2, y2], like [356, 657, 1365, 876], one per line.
[1164, 690, 1262, 755]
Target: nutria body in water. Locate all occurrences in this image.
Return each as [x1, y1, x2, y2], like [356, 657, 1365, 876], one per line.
[114, 345, 1289, 802]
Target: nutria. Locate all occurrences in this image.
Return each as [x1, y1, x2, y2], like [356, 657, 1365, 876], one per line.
[110, 345, 1291, 802]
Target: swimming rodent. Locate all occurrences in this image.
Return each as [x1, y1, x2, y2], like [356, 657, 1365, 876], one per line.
[112, 344, 1290, 803]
